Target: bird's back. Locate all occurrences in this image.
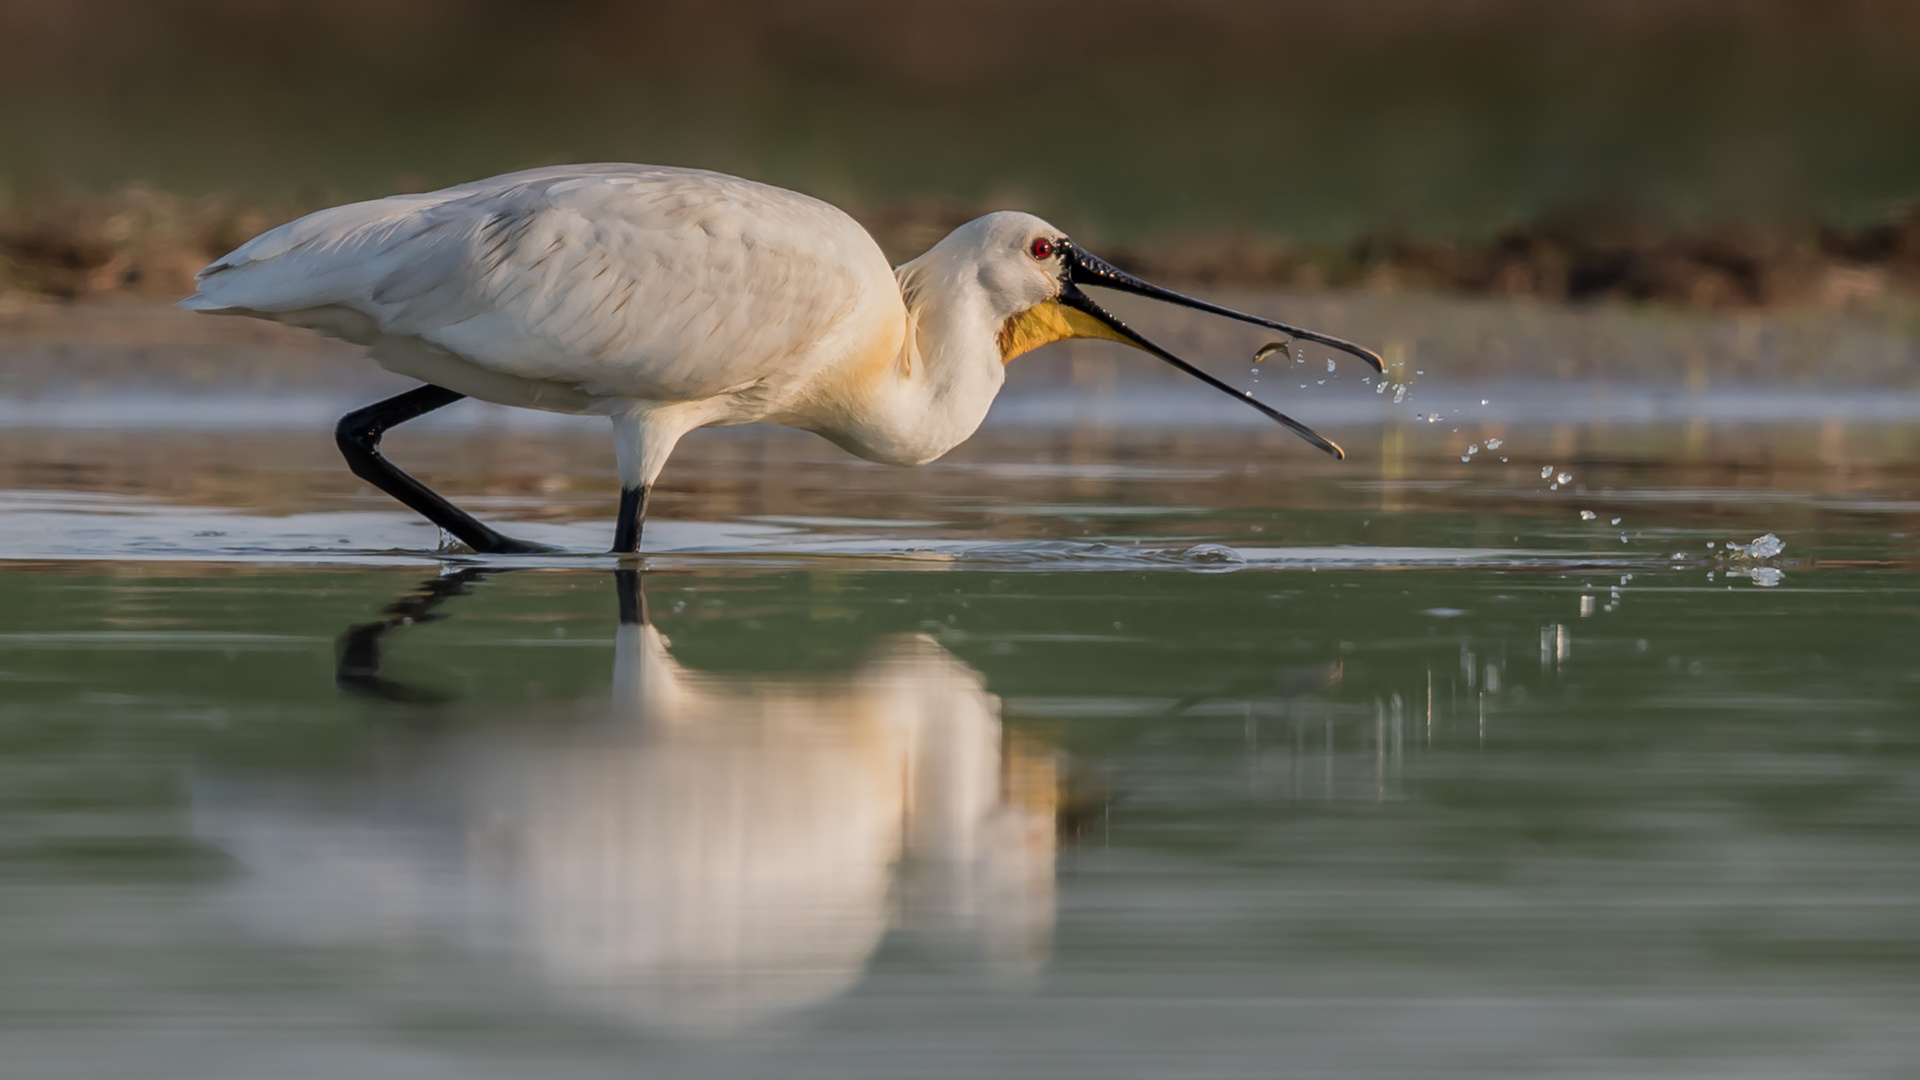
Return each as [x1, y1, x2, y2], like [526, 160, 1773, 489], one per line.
[182, 165, 903, 407]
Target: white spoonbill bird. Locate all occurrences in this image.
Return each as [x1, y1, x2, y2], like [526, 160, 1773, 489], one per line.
[181, 164, 1383, 554]
[198, 569, 1057, 1030]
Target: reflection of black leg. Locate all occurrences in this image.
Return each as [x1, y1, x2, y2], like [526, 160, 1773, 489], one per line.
[614, 567, 649, 626]
[336, 567, 497, 702]
[335, 385, 556, 555]
[611, 485, 649, 554]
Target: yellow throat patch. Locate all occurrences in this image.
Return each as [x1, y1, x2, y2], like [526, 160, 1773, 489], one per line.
[996, 299, 1134, 363]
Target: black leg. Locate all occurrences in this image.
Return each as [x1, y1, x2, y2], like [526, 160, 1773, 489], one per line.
[336, 566, 497, 702]
[335, 385, 556, 554]
[614, 567, 648, 626]
[611, 485, 648, 554]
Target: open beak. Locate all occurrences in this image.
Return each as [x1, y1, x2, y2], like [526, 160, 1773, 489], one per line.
[1054, 240, 1384, 460]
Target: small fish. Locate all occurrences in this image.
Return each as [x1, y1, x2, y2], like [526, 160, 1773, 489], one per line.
[1251, 340, 1293, 364]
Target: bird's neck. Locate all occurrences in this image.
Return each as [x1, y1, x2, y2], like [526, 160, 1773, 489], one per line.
[815, 260, 1006, 466]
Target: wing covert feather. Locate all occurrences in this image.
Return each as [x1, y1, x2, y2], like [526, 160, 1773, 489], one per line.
[195, 167, 893, 403]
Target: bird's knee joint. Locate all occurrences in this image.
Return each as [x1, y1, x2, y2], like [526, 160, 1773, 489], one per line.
[335, 412, 380, 450]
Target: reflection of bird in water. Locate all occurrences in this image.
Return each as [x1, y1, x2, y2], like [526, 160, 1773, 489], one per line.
[195, 570, 1058, 1032]
[179, 164, 1381, 554]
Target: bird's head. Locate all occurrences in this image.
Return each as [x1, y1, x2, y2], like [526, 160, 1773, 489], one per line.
[920, 210, 1386, 459]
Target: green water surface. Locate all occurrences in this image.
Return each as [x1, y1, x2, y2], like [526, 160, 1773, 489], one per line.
[1, 423, 1918, 1078]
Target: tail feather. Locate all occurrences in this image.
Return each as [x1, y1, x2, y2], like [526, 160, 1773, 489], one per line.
[176, 291, 235, 313]
[176, 191, 455, 317]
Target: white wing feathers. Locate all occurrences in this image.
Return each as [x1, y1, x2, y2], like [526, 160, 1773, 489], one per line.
[182, 166, 890, 402]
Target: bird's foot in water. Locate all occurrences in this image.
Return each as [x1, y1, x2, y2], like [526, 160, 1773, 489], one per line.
[486, 536, 563, 555]
[435, 528, 562, 556]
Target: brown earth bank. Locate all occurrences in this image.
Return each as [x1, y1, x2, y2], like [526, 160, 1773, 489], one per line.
[873, 200, 1920, 315]
[6, 186, 1920, 318]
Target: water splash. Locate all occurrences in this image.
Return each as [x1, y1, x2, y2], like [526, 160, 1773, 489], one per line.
[1180, 543, 1248, 568]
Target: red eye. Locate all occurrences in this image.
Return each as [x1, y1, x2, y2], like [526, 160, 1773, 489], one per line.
[1029, 237, 1054, 260]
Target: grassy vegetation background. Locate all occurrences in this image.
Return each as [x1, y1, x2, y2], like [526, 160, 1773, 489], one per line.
[5, 0, 1920, 245]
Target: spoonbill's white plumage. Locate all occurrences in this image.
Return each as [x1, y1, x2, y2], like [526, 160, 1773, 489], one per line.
[181, 164, 1382, 554]
[196, 570, 1057, 1030]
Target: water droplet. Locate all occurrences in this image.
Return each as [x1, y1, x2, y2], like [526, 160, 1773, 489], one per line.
[1610, 517, 1621, 525]
[1579, 510, 1596, 520]
[1540, 466, 1554, 479]
[1392, 385, 1407, 403]
[1326, 358, 1336, 372]
[1744, 533, 1785, 559]
[1485, 438, 1503, 450]
[1555, 471, 1572, 485]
